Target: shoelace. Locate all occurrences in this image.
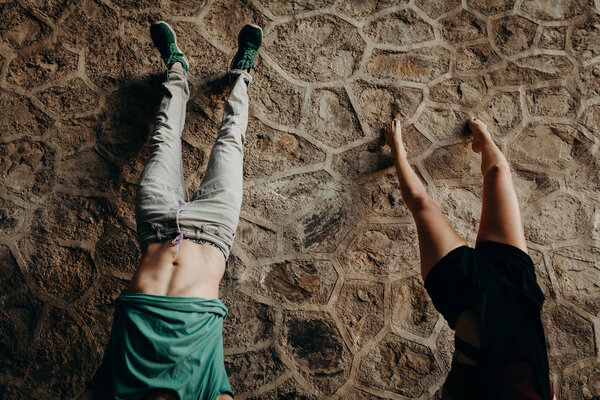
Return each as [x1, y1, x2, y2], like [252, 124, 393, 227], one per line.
[235, 48, 257, 69]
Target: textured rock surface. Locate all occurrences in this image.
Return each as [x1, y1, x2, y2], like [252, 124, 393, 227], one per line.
[1, 0, 599, 399]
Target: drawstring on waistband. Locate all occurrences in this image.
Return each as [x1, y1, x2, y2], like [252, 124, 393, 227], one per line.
[171, 207, 184, 255]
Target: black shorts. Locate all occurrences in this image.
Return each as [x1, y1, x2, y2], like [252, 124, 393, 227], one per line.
[424, 241, 543, 329]
[424, 241, 551, 400]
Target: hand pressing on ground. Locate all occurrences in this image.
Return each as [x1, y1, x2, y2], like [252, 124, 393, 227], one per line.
[384, 119, 408, 159]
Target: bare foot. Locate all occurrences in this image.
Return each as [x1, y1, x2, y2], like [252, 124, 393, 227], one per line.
[467, 116, 491, 153]
[384, 119, 407, 158]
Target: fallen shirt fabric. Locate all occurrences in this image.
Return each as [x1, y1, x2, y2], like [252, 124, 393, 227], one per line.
[90, 292, 232, 400]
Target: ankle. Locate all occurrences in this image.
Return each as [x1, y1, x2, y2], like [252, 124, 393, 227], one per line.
[170, 61, 184, 70]
[391, 142, 408, 159]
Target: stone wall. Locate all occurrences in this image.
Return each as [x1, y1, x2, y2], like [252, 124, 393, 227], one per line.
[1, 0, 599, 399]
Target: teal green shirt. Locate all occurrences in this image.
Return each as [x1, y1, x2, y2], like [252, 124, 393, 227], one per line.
[90, 292, 233, 400]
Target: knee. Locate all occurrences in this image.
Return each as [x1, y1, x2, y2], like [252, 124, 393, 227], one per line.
[483, 161, 511, 179]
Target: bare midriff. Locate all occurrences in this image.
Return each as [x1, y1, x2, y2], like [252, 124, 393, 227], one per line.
[128, 240, 226, 298]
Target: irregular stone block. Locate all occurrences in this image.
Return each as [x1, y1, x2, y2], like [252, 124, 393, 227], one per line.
[95, 224, 140, 275]
[431, 184, 481, 244]
[0, 197, 27, 237]
[391, 276, 438, 338]
[336, 0, 408, 20]
[526, 86, 577, 118]
[456, 44, 501, 72]
[38, 78, 99, 116]
[350, 82, 423, 135]
[539, 26, 567, 49]
[7, 43, 78, 89]
[467, 0, 515, 15]
[59, 1, 121, 88]
[235, 218, 276, 259]
[512, 169, 560, 205]
[279, 310, 352, 395]
[222, 291, 274, 348]
[244, 118, 326, 180]
[172, 21, 228, 82]
[366, 46, 451, 83]
[521, 0, 591, 20]
[27, 308, 100, 397]
[110, 0, 160, 8]
[440, 10, 486, 44]
[332, 139, 394, 180]
[571, 14, 600, 62]
[542, 303, 595, 371]
[20, 239, 96, 304]
[98, 80, 161, 164]
[0, 281, 44, 380]
[417, 106, 470, 141]
[416, 0, 460, 18]
[430, 76, 488, 108]
[251, 62, 304, 128]
[244, 171, 339, 224]
[119, 15, 164, 82]
[523, 192, 592, 245]
[334, 280, 384, 347]
[306, 87, 364, 148]
[283, 187, 358, 253]
[57, 149, 118, 193]
[251, 258, 337, 305]
[489, 54, 574, 87]
[27, 0, 71, 21]
[32, 194, 115, 243]
[358, 333, 443, 398]
[0, 1, 50, 50]
[479, 91, 522, 135]
[580, 104, 600, 140]
[0, 91, 53, 138]
[364, 9, 434, 47]
[551, 246, 600, 315]
[225, 347, 286, 394]
[492, 15, 537, 56]
[203, 0, 271, 52]
[423, 143, 480, 180]
[359, 171, 412, 218]
[345, 387, 389, 399]
[509, 123, 590, 172]
[340, 224, 420, 275]
[166, 0, 208, 16]
[264, 15, 364, 82]
[55, 116, 100, 154]
[246, 377, 318, 399]
[257, 0, 336, 16]
[570, 62, 600, 101]
[0, 139, 56, 199]
[560, 362, 600, 400]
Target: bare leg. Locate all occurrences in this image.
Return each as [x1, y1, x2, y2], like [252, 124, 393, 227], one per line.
[385, 119, 466, 280]
[469, 117, 527, 253]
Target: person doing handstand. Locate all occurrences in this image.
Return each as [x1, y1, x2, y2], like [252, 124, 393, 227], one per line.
[384, 118, 554, 400]
[80, 21, 262, 400]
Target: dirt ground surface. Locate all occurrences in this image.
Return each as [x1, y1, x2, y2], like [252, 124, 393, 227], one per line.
[1, 0, 600, 399]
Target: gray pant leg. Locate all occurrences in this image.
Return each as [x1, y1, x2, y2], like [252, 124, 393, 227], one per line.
[177, 71, 253, 259]
[135, 68, 190, 249]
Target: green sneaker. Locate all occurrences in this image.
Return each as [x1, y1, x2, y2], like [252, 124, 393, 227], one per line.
[150, 21, 189, 72]
[230, 24, 262, 71]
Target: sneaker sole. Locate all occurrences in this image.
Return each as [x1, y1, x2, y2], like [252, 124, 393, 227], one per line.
[151, 20, 190, 69]
[238, 23, 263, 43]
